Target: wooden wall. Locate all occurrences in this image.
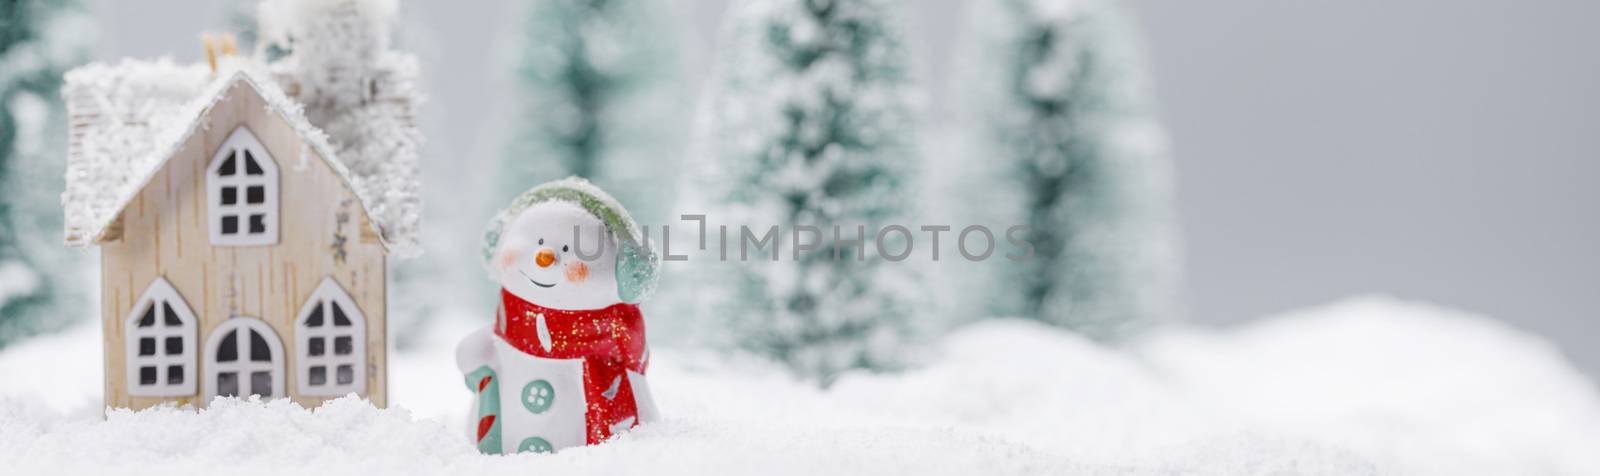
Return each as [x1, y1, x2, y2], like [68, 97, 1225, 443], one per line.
[100, 80, 388, 411]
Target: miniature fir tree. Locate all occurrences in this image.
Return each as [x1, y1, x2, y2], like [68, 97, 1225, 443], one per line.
[686, 0, 922, 384]
[0, 0, 89, 344]
[965, 0, 1180, 339]
[503, 0, 681, 226]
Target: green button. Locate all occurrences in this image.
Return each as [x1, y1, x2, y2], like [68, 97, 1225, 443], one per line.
[518, 436, 554, 454]
[521, 379, 555, 414]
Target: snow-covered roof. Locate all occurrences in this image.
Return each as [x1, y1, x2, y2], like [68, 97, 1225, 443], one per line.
[62, 57, 421, 256]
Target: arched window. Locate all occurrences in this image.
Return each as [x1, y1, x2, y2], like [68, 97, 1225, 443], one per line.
[203, 317, 284, 402]
[125, 277, 197, 397]
[295, 278, 368, 396]
[207, 126, 278, 246]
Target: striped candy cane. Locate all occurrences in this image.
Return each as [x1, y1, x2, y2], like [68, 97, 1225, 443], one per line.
[464, 365, 502, 454]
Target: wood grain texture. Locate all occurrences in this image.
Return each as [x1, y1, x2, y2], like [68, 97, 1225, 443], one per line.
[100, 80, 388, 412]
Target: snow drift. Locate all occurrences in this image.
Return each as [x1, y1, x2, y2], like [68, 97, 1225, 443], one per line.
[2, 296, 1598, 475]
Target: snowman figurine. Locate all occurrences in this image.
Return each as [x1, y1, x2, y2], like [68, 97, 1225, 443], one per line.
[457, 177, 660, 454]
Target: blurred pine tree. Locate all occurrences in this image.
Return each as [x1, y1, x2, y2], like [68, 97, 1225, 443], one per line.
[0, 0, 90, 345]
[502, 0, 682, 227]
[684, 0, 923, 385]
[965, 0, 1180, 339]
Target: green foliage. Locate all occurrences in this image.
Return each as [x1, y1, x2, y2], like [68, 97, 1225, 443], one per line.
[0, 0, 90, 344]
[693, 0, 921, 385]
[503, 0, 680, 226]
[977, 0, 1179, 339]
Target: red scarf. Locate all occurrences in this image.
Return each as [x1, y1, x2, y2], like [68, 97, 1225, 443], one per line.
[497, 288, 648, 444]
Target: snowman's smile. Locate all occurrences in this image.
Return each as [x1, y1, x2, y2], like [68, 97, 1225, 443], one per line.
[518, 269, 557, 288]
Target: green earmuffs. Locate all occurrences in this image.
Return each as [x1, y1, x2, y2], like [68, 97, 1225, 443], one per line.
[613, 238, 658, 304]
[483, 177, 660, 303]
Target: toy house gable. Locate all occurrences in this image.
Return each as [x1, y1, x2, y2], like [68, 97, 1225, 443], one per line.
[91, 73, 390, 410]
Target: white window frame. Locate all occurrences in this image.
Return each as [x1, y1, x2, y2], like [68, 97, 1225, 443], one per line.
[294, 277, 368, 397]
[203, 317, 285, 403]
[207, 126, 279, 246]
[124, 277, 198, 397]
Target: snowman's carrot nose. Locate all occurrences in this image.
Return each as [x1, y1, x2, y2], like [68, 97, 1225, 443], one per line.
[535, 248, 557, 268]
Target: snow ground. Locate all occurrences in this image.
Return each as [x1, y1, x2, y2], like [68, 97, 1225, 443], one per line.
[3, 296, 1598, 475]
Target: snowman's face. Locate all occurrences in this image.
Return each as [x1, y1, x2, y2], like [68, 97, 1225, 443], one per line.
[495, 201, 620, 310]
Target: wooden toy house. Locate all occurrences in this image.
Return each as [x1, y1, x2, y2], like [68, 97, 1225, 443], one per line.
[61, 53, 421, 410]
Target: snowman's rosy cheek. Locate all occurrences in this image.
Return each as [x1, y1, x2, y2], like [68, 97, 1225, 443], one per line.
[565, 261, 589, 283]
[499, 249, 520, 269]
